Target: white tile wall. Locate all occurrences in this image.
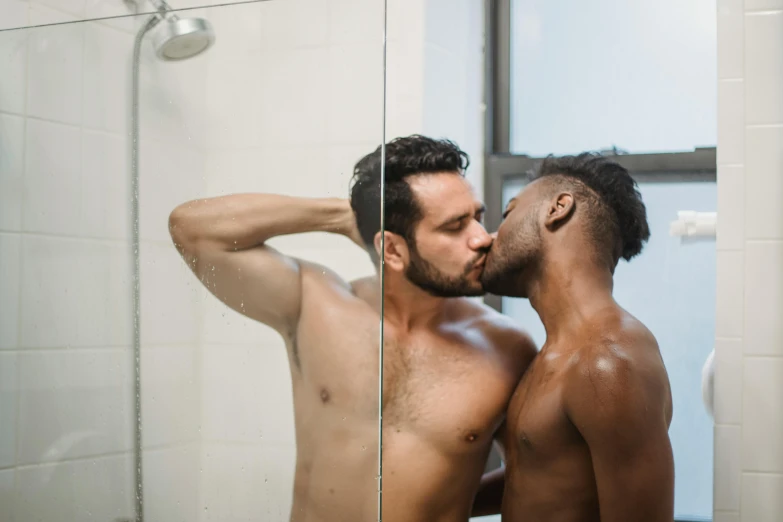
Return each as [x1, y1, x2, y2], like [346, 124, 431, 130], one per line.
[714, 338, 743, 424]
[138, 140, 207, 242]
[139, 242, 201, 345]
[26, 6, 84, 125]
[743, 242, 783, 356]
[201, 344, 294, 445]
[717, 0, 744, 80]
[423, 43, 468, 140]
[741, 473, 783, 522]
[13, 454, 135, 522]
[16, 349, 133, 465]
[327, 43, 384, 144]
[202, 57, 262, 150]
[0, 114, 25, 231]
[82, 23, 132, 134]
[143, 445, 200, 522]
[387, 0, 425, 43]
[0, 233, 21, 350]
[0, 0, 28, 31]
[22, 119, 82, 235]
[717, 165, 744, 250]
[19, 237, 131, 348]
[325, 142, 378, 197]
[717, 80, 745, 166]
[744, 127, 783, 240]
[714, 512, 740, 522]
[81, 130, 130, 239]
[256, 49, 330, 147]
[141, 345, 199, 448]
[329, 0, 384, 45]
[257, 0, 329, 49]
[201, 296, 281, 347]
[714, 425, 742, 510]
[715, 0, 783, 517]
[199, 443, 296, 522]
[0, 24, 28, 115]
[0, 352, 18, 469]
[741, 358, 783, 472]
[34, 0, 87, 17]
[715, 250, 744, 338]
[744, 12, 783, 125]
[0, 470, 14, 520]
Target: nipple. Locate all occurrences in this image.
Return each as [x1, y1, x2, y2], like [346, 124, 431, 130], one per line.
[320, 388, 330, 404]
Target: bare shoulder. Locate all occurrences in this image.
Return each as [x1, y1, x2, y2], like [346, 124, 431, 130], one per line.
[297, 259, 357, 295]
[565, 310, 671, 430]
[453, 298, 538, 369]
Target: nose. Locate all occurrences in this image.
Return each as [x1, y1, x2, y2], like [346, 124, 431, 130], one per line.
[469, 226, 493, 251]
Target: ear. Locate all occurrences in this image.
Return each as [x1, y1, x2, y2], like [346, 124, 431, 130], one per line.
[544, 192, 575, 229]
[373, 231, 409, 272]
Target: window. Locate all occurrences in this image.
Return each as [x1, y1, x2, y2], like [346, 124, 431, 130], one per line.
[508, 0, 717, 156]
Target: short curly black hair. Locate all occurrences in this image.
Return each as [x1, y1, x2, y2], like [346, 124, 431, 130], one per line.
[349, 135, 469, 248]
[531, 153, 650, 263]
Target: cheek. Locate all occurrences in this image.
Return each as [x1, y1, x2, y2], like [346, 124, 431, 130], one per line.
[421, 238, 470, 268]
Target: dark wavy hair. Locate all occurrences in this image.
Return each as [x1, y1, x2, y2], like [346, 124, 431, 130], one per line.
[531, 153, 650, 263]
[349, 135, 470, 248]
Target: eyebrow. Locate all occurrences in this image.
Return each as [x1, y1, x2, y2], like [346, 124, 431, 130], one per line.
[437, 204, 486, 228]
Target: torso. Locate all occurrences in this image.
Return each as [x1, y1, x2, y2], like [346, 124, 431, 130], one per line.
[287, 267, 533, 522]
[502, 310, 672, 522]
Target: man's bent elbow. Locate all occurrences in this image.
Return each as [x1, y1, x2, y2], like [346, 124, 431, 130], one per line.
[168, 204, 199, 253]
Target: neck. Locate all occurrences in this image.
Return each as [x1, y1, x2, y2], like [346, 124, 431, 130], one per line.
[526, 248, 616, 344]
[381, 272, 448, 331]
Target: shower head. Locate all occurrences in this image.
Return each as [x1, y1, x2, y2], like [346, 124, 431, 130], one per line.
[152, 16, 215, 60]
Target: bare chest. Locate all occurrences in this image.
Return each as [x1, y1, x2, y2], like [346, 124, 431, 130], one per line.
[382, 334, 516, 451]
[506, 352, 583, 463]
[295, 303, 381, 417]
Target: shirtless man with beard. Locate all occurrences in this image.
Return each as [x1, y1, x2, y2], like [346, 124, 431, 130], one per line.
[474, 153, 674, 522]
[169, 135, 537, 522]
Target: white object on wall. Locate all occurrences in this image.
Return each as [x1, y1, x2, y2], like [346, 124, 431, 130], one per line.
[669, 211, 717, 238]
[701, 349, 715, 421]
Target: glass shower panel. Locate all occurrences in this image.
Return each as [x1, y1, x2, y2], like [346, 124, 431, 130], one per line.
[0, 11, 137, 522]
[0, 1, 386, 521]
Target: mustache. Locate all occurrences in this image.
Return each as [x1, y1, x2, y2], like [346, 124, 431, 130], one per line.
[463, 249, 490, 274]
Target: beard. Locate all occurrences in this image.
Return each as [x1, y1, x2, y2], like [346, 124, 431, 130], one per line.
[405, 246, 486, 298]
[480, 212, 540, 298]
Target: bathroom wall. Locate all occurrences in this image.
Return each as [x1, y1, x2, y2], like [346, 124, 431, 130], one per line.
[713, 1, 783, 521]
